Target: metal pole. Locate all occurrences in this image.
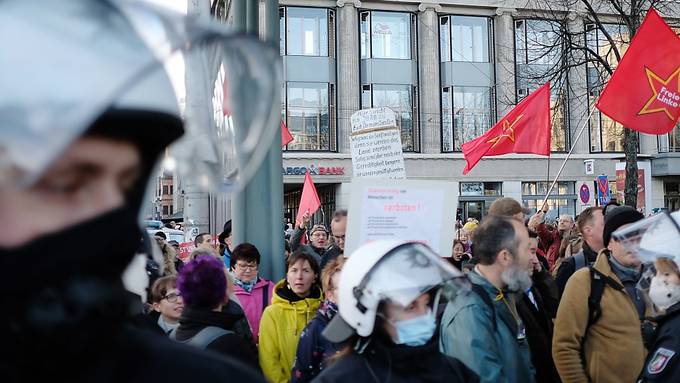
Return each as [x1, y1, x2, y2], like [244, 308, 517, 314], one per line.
[246, 0, 259, 34]
[539, 106, 597, 212]
[233, 0, 284, 281]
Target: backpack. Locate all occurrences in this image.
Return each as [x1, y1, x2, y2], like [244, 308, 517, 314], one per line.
[573, 250, 587, 271]
[169, 326, 233, 349]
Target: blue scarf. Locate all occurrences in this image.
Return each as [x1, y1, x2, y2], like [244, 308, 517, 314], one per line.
[235, 277, 257, 293]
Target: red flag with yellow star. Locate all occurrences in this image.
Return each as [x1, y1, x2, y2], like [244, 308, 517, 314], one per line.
[462, 83, 551, 175]
[596, 8, 680, 135]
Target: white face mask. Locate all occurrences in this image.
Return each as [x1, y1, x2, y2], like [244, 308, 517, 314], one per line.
[649, 276, 680, 311]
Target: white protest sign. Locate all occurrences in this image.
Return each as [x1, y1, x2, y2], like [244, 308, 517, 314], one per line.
[345, 178, 458, 257]
[350, 107, 406, 179]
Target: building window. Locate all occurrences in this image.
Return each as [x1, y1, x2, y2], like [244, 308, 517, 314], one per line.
[284, 82, 333, 151]
[361, 11, 413, 60]
[522, 181, 576, 221]
[586, 24, 633, 153]
[280, 7, 333, 57]
[659, 125, 680, 153]
[162, 205, 169, 216]
[515, 19, 568, 152]
[460, 182, 502, 196]
[442, 86, 494, 152]
[440, 16, 491, 63]
[665, 181, 680, 211]
[162, 185, 169, 195]
[362, 84, 418, 151]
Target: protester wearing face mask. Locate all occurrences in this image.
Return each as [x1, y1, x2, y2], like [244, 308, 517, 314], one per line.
[440, 216, 535, 383]
[314, 240, 479, 383]
[609, 211, 680, 382]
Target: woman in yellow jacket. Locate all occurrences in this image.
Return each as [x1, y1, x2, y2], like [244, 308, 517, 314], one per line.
[259, 250, 322, 383]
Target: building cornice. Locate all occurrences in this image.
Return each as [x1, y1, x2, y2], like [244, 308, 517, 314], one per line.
[336, 0, 361, 8]
[495, 7, 518, 16]
[418, 2, 442, 13]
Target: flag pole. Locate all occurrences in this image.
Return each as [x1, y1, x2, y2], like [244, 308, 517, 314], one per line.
[539, 106, 597, 212]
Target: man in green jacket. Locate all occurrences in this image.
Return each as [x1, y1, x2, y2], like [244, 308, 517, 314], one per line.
[440, 215, 536, 383]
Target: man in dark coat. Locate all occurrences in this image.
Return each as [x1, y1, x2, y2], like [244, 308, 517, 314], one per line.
[517, 236, 561, 383]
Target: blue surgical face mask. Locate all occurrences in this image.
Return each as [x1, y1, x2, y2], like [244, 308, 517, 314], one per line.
[393, 309, 436, 347]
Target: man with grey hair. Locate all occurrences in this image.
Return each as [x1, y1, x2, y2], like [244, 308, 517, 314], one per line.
[320, 209, 347, 270]
[440, 215, 535, 383]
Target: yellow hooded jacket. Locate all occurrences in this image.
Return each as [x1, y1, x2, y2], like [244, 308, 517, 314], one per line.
[259, 279, 322, 383]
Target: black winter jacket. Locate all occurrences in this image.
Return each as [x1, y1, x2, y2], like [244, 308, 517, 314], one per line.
[174, 302, 259, 369]
[516, 284, 561, 383]
[312, 336, 479, 383]
[638, 303, 680, 382]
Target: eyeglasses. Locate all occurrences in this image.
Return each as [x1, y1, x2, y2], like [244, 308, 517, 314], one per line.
[332, 234, 345, 241]
[235, 263, 258, 271]
[311, 232, 327, 238]
[162, 292, 182, 303]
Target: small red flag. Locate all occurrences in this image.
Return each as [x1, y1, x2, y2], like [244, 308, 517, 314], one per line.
[281, 120, 294, 147]
[296, 170, 321, 225]
[596, 8, 680, 135]
[462, 83, 551, 175]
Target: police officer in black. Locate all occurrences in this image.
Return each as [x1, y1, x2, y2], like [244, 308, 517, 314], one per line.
[611, 212, 680, 382]
[637, 258, 680, 382]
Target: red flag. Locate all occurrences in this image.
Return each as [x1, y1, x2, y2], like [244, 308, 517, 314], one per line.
[596, 8, 680, 135]
[462, 83, 551, 175]
[296, 170, 321, 225]
[281, 120, 294, 147]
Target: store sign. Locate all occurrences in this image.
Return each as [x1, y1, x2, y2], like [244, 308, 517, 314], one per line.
[282, 165, 345, 176]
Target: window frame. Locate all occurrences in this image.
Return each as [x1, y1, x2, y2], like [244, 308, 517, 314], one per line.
[513, 18, 569, 153]
[361, 83, 420, 152]
[585, 22, 640, 154]
[360, 10, 415, 60]
[282, 81, 336, 152]
[439, 15, 493, 63]
[441, 85, 495, 153]
[279, 6, 334, 58]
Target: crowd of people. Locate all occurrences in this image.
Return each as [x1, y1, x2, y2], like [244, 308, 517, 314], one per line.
[134, 195, 680, 383]
[5, 2, 680, 382]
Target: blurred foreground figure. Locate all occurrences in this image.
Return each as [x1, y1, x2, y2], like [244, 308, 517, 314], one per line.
[611, 212, 680, 382]
[0, 0, 279, 381]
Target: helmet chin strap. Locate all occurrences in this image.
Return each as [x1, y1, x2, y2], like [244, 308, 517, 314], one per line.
[354, 337, 372, 355]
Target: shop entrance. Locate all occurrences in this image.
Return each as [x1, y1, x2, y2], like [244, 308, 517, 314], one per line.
[460, 201, 486, 222]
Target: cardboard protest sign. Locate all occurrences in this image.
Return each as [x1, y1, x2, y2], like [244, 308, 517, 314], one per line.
[345, 178, 458, 257]
[350, 107, 406, 179]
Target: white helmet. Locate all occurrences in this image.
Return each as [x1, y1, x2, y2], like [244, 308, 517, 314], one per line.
[613, 211, 680, 267]
[323, 240, 466, 343]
